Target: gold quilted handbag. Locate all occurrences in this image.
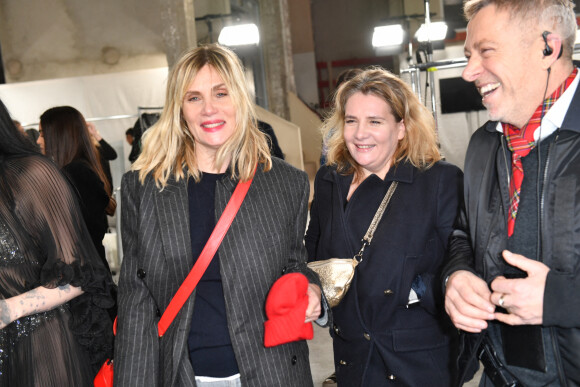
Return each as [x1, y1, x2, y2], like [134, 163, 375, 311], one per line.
[308, 182, 398, 308]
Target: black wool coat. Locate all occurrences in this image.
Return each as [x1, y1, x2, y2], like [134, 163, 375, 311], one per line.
[305, 161, 463, 386]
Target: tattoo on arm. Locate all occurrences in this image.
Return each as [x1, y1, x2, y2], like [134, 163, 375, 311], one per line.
[0, 300, 11, 326]
[58, 285, 71, 292]
[0, 284, 81, 327]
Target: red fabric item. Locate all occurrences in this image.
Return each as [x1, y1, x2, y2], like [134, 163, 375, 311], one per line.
[94, 359, 114, 387]
[503, 68, 577, 236]
[94, 172, 255, 385]
[158, 173, 254, 337]
[94, 318, 117, 386]
[264, 273, 314, 348]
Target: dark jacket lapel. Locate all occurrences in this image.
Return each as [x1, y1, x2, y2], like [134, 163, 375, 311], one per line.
[152, 175, 197, 385]
[153, 175, 193, 280]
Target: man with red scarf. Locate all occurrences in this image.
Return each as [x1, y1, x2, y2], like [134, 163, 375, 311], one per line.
[442, 0, 580, 385]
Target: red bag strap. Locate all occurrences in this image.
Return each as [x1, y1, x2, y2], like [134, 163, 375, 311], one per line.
[157, 174, 254, 337]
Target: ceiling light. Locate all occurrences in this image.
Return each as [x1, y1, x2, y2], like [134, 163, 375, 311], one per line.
[415, 22, 448, 42]
[218, 23, 260, 46]
[372, 24, 405, 48]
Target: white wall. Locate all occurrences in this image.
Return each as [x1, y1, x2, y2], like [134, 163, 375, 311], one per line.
[293, 52, 320, 108]
[0, 67, 169, 184]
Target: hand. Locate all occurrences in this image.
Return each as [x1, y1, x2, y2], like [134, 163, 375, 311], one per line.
[490, 250, 549, 325]
[445, 270, 495, 333]
[86, 122, 102, 141]
[305, 283, 322, 323]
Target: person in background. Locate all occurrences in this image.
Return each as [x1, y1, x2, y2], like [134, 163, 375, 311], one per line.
[12, 119, 40, 148]
[306, 68, 462, 386]
[87, 121, 118, 190]
[128, 113, 160, 164]
[115, 43, 326, 387]
[125, 128, 135, 145]
[258, 120, 285, 159]
[12, 119, 23, 133]
[317, 69, 364, 387]
[0, 98, 114, 386]
[442, 0, 580, 385]
[125, 128, 140, 163]
[38, 106, 116, 273]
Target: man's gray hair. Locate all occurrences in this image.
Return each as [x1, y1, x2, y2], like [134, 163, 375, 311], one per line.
[464, 0, 576, 58]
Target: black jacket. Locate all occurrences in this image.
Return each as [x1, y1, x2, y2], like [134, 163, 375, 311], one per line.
[442, 85, 580, 386]
[306, 161, 463, 386]
[62, 159, 110, 271]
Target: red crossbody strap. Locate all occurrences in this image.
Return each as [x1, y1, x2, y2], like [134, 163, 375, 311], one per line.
[157, 174, 254, 337]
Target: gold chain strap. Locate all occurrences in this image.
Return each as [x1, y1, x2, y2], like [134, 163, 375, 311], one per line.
[354, 181, 398, 262]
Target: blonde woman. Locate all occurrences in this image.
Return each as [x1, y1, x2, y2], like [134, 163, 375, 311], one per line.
[305, 68, 463, 386]
[115, 44, 324, 387]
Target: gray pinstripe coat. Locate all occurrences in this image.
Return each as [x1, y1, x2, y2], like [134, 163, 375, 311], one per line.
[114, 158, 319, 387]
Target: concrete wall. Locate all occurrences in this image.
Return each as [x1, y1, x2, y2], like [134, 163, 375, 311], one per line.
[0, 0, 169, 82]
[288, 0, 319, 108]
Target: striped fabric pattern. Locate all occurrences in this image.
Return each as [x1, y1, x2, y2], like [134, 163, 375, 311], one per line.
[114, 157, 319, 387]
[502, 68, 577, 236]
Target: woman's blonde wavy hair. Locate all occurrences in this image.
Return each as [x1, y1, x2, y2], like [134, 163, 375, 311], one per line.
[323, 67, 441, 181]
[133, 44, 272, 187]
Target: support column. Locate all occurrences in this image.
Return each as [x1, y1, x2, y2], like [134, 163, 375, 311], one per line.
[160, 0, 197, 69]
[258, 0, 295, 120]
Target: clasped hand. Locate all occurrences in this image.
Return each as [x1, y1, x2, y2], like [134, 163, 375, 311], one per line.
[305, 283, 322, 323]
[445, 250, 549, 332]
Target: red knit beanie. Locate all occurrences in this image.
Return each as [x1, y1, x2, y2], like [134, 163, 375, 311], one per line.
[264, 273, 314, 348]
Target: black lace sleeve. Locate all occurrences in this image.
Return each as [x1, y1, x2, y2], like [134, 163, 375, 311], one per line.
[3, 155, 114, 372]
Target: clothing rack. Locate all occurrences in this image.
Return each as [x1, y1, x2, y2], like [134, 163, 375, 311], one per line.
[113, 106, 162, 268]
[401, 41, 580, 132]
[400, 57, 468, 124]
[22, 113, 138, 128]
[22, 106, 163, 127]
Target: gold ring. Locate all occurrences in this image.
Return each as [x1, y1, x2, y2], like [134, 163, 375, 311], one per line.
[498, 294, 505, 307]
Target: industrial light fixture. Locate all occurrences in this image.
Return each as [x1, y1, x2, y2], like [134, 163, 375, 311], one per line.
[415, 21, 448, 42]
[372, 24, 405, 48]
[218, 23, 260, 46]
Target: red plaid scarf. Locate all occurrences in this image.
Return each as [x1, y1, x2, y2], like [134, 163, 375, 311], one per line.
[502, 68, 578, 237]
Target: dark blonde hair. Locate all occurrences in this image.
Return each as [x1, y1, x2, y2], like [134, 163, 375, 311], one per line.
[323, 68, 440, 181]
[464, 0, 576, 59]
[134, 44, 271, 187]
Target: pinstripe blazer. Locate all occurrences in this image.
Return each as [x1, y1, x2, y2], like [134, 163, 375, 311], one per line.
[114, 158, 319, 387]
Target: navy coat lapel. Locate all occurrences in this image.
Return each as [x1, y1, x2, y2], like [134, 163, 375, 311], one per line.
[320, 164, 414, 259]
[321, 169, 357, 257]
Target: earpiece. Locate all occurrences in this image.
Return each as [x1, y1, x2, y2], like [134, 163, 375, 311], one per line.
[542, 31, 553, 56]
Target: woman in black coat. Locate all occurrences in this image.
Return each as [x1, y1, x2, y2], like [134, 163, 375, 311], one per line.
[305, 68, 463, 386]
[38, 106, 116, 272]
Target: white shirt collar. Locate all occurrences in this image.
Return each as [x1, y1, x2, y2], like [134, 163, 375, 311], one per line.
[494, 70, 580, 141]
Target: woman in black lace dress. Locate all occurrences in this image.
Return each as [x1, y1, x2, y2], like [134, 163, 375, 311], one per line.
[0, 99, 114, 386]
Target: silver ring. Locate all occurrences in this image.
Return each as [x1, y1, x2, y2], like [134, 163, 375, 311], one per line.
[498, 294, 505, 307]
